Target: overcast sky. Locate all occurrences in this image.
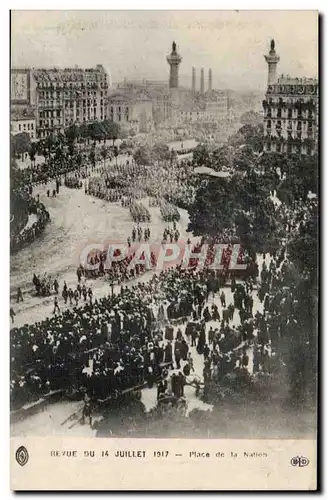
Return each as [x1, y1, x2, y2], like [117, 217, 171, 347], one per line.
[11, 10, 318, 91]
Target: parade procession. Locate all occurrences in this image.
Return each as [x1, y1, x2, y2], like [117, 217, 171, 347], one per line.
[10, 16, 318, 441]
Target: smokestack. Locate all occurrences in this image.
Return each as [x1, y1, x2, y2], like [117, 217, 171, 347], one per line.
[200, 67, 204, 95]
[192, 67, 196, 92]
[208, 68, 212, 92]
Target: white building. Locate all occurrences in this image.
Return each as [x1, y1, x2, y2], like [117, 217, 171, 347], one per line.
[11, 108, 36, 140]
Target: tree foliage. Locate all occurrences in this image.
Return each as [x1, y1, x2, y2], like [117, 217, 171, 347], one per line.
[133, 145, 153, 166]
[11, 132, 31, 157]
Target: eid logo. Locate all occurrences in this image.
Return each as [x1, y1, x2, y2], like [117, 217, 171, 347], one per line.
[15, 446, 29, 467]
[290, 456, 310, 468]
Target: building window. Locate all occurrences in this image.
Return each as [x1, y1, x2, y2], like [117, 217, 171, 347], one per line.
[267, 120, 271, 129]
[288, 109, 292, 119]
[18, 124, 21, 131]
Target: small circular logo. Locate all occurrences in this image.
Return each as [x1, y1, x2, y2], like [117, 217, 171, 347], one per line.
[290, 456, 310, 468]
[15, 446, 29, 467]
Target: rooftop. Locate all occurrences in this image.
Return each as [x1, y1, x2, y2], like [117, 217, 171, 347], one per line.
[277, 75, 318, 85]
[31, 65, 107, 84]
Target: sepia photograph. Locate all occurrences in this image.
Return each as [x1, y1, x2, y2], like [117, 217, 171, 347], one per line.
[9, 9, 318, 490]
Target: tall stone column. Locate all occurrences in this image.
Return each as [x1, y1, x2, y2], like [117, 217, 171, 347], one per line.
[167, 41, 182, 89]
[264, 39, 280, 86]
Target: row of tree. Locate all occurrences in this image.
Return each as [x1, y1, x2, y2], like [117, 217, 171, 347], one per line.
[11, 119, 122, 164]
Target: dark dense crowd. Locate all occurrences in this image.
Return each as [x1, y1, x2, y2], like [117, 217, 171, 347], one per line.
[10, 243, 285, 411]
[10, 198, 50, 254]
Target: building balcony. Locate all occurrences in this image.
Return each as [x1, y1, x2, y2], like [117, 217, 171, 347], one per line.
[38, 103, 63, 109]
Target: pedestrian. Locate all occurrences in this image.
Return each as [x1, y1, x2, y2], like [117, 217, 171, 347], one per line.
[203, 344, 210, 360]
[16, 287, 23, 303]
[10, 307, 15, 324]
[187, 352, 195, 372]
[82, 393, 93, 427]
[88, 287, 93, 304]
[53, 296, 60, 314]
[53, 279, 59, 295]
[208, 326, 215, 345]
[174, 340, 181, 369]
[241, 348, 249, 368]
[164, 342, 173, 370]
[74, 289, 79, 306]
[191, 326, 197, 347]
[203, 306, 211, 322]
[211, 304, 220, 322]
[220, 291, 226, 308]
[62, 287, 68, 305]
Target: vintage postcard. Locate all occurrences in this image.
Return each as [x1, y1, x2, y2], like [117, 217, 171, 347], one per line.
[10, 10, 318, 490]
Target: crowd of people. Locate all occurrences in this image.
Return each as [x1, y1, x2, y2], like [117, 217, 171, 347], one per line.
[10, 198, 50, 254]
[80, 246, 156, 283]
[10, 241, 283, 411]
[64, 175, 83, 189]
[162, 223, 180, 243]
[160, 201, 180, 223]
[130, 201, 151, 223]
[85, 157, 197, 213]
[11, 130, 313, 420]
[129, 225, 151, 244]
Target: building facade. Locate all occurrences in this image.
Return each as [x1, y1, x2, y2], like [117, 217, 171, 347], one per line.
[11, 117, 36, 140]
[106, 89, 154, 133]
[263, 77, 318, 155]
[11, 65, 110, 139]
[263, 40, 318, 155]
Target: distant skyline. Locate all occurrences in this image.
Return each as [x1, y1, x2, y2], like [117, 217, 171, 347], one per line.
[11, 10, 318, 91]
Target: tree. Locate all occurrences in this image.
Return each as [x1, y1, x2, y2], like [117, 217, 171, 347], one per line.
[240, 110, 263, 126]
[79, 123, 89, 144]
[188, 144, 278, 251]
[88, 121, 105, 143]
[153, 143, 172, 162]
[119, 139, 134, 154]
[89, 149, 96, 169]
[133, 146, 153, 166]
[100, 145, 109, 167]
[76, 152, 83, 170]
[28, 142, 38, 166]
[103, 120, 121, 146]
[228, 124, 264, 153]
[65, 124, 79, 144]
[192, 144, 211, 167]
[11, 133, 31, 160]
